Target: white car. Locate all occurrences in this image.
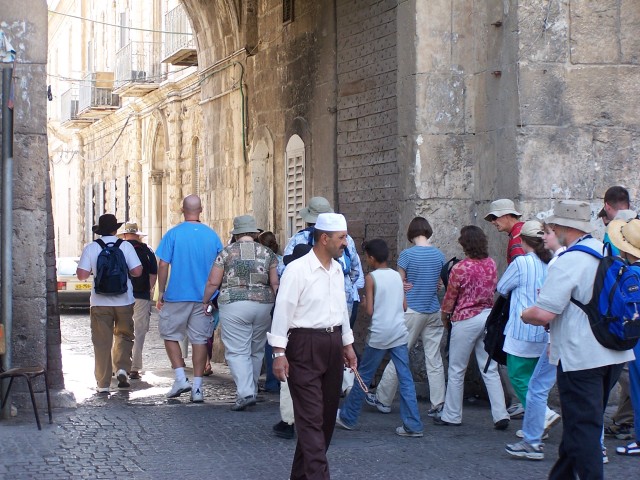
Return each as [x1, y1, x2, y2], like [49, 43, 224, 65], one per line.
[56, 257, 91, 308]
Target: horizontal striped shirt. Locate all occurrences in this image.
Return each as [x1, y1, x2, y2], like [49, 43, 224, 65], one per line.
[397, 245, 445, 314]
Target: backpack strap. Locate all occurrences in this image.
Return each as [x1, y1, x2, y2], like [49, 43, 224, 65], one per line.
[114, 238, 123, 248]
[561, 244, 603, 259]
[95, 238, 106, 249]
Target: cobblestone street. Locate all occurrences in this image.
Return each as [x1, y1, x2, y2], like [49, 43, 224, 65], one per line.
[0, 311, 634, 479]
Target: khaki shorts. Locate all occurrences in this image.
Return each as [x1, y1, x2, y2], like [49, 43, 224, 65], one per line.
[158, 301, 214, 344]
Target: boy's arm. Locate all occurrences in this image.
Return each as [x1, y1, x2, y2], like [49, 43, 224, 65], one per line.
[364, 273, 374, 316]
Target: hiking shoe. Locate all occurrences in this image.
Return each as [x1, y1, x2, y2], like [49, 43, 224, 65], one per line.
[190, 388, 204, 403]
[116, 369, 130, 389]
[516, 429, 549, 441]
[427, 404, 444, 418]
[335, 409, 354, 430]
[494, 418, 510, 430]
[364, 392, 391, 414]
[604, 422, 634, 440]
[507, 403, 525, 418]
[273, 421, 295, 439]
[616, 441, 640, 456]
[544, 410, 561, 433]
[603, 447, 609, 463]
[129, 371, 141, 380]
[96, 387, 110, 394]
[166, 378, 191, 398]
[505, 440, 544, 460]
[395, 426, 424, 437]
[231, 395, 257, 411]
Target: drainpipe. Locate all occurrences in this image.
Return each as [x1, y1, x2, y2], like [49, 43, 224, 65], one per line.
[1, 66, 14, 420]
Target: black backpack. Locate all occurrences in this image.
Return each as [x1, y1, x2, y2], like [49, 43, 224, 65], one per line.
[483, 293, 511, 372]
[94, 238, 129, 295]
[440, 256, 460, 290]
[129, 241, 152, 295]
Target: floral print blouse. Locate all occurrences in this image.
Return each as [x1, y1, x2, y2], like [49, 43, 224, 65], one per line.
[441, 257, 497, 322]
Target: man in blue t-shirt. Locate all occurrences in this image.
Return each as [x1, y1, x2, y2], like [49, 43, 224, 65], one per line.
[155, 195, 224, 402]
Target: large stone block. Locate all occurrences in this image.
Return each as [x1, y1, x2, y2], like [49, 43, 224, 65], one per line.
[570, 0, 619, 64]
[591, 128, 640, 198]
[621, 0, 640, 64]
[516, 126, 595, 199]
[415, 72, 466, 134]
[13, 134, 48, 210]
[517, 0, 569, 63]
[565, 66, 640, 128]
[0, 2, 48, 65]
[10, 64, 48, 135]
[517, 64, 568, 126]
[414, 0, 453, 73]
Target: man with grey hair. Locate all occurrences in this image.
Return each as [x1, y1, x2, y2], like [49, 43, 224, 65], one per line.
[522, 199, 634, 479]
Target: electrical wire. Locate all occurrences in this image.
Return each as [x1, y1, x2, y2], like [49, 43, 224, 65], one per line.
[48, 9, 193, 35]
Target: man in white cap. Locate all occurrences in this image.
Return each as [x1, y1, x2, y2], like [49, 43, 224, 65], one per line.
[117, 222, 157, 380]
[268, 212, 358, 480]
[521, 200, 634, 479]
[485, 198, 526, 265]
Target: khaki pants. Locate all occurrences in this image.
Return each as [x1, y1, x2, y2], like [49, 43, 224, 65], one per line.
[91, 304, 134, 388]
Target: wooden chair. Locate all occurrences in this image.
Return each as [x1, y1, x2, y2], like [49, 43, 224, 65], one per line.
[0, 366, 52, 430]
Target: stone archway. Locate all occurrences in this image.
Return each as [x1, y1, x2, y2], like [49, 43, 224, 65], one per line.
[250, 126, 275, 232]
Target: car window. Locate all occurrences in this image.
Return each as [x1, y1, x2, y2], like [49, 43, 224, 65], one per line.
[57, 258, 79, 276]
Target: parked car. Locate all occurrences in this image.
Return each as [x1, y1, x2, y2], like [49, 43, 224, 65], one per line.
[57, 257, 91, 309]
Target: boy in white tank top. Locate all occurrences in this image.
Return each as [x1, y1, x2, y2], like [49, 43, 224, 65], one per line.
[336, 239, 424, 436]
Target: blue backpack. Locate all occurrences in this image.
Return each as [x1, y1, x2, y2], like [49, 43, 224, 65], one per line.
[94, 238, 129, 295]
[566, 244, 640, 351]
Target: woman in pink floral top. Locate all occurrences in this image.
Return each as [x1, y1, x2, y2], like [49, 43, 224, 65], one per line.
[434, 226, 510, 428]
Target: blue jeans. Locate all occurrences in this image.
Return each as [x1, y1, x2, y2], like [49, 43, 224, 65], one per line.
[339, 344, 423, 433]
[630, 342, 640, 443]
[522, 348, 556, 444]
[264, 343, 280, 392]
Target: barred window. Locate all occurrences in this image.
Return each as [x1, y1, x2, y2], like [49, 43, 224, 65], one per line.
[285, 135, 305, 238]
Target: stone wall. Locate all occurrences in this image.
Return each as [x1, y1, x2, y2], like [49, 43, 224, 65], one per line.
[0, 1, 58, 405]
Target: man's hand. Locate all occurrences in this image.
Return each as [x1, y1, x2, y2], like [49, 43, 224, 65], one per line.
[156, 296, 164, 311]
[273, 356, 289, 382]
[441, 312, 451, 330]
[343, 344, 357, 370]
[402, 280, 413, 293]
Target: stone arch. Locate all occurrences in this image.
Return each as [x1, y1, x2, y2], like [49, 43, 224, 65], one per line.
[250, 126, 275, 232]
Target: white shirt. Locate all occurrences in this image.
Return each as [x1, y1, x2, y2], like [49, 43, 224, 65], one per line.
[535, 237, 635, 371]
[77, 235, 141, 306]
[267, 249, 354, 349]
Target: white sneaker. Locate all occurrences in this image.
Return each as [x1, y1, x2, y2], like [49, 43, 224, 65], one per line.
[167, 378, 191, 398]
[516, 429, 549, 440]
[544, 410, 561, 432]
[335, 409, 354, 430]
[190, 387, 204, 403]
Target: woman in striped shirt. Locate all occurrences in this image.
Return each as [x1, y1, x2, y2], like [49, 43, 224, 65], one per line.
[497, 220, 552, 413]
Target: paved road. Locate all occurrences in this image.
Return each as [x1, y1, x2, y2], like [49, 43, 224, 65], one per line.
[0, 311, 634, 479]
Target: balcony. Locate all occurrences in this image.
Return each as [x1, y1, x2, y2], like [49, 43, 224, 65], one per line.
[161, 4, 197, 66]
[60, 87, 93, 129]
[115, 41, 164, 97]
[78, 72, 120, 118]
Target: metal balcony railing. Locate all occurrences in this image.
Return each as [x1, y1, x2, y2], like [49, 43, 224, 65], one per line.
[60, 87, 79, 122]
[78, 72, 120, 114]
[115, 41, 164, 90]
[162, 4, 197, 65]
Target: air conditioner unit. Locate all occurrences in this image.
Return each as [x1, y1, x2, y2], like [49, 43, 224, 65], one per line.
[131, 70, 147, 82]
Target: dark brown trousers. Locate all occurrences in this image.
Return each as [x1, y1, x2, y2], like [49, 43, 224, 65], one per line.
[287, 328, 344, 480]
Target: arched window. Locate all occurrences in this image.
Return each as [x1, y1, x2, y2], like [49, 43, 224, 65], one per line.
[285, 135, 305, 238]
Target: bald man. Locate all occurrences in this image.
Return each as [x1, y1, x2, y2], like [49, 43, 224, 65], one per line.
[156, 195, 224, 402]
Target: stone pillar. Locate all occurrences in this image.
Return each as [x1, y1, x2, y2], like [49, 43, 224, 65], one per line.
[149, 170, 164, 249]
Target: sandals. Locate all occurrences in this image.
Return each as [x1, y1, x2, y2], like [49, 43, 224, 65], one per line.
[616, 442, 640, 456]
[203, 364, 213, 376]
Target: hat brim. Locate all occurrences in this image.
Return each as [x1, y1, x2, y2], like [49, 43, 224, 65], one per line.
[230, 227, 260, 235]
[484, 209, 522, 221]
[93, 222, 124, 236]
[545, 215, 594, 233]
[117, 230, 147, 238]
[299, 206, 334, 224]
[608, 220, 640, 259]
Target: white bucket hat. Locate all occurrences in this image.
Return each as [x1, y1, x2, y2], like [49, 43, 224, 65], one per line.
[484, 199, 522, 221]
[545, 200, 594, 233]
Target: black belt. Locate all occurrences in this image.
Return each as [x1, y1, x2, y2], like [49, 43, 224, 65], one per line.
[290, 326, 342, 334]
